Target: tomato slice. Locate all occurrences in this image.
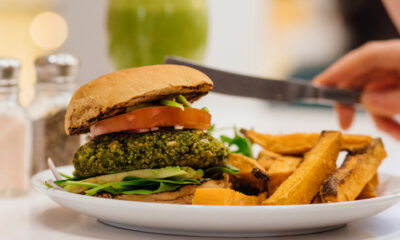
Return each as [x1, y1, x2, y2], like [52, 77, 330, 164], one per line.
[90, 106, 211, 137]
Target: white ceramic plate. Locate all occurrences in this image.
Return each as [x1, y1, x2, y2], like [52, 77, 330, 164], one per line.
[32, 166, 400, 237]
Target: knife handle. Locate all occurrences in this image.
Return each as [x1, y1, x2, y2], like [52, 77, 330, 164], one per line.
[314, 86, 361, 105]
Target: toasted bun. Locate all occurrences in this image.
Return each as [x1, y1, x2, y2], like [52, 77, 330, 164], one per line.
[65, 64, 213, 135]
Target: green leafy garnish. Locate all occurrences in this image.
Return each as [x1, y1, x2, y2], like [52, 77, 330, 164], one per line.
[204, 165, 240, 177]
[126, 103, 154, 112]
[59, 172, 73, 179]
[121, 182, 181, 195]
[160, 99, 184, 111]
[176, 167, 204, 179]
[122, 95, 212, 114]
[53, 179, 68, 186]
[201, 106, 209, 112]
[63, 181, 99, 188]
[220, 126, 253, 158]
[47, 164, 238, 196]
[176, 95, 192, 107]
[84, 177, 202, 196]
[208, 124, 215, 135]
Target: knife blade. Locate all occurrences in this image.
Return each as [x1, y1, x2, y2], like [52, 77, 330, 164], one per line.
[165, 56, 360, 105]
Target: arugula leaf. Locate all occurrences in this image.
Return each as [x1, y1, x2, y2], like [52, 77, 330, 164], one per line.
[63, 181, 99, 188]
[174, 167, 204, 180]
[126, 103, 154, 112]
[176, 95, 192, 107]
[47, 176, 90, 189]
[122, 177, 201, 184]
[160, 99, 184, 110]
[84, 177, 203, 196]
[44, 181, 53, 188]
[124, 96, 210, 114]
[220, 126, 253, 157]
[204, 165, 240, 177]
[53, 179, 68, 186]
[208, 124, 215, 135]
[201, 107, 210, 112]
[121, 182, 181, 195]
[59, 172, 73, 179]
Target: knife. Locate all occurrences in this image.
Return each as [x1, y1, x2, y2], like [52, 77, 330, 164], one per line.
[165, 56, 360, 105]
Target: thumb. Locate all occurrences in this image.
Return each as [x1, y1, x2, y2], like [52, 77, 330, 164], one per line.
[361, 89, 400, 117]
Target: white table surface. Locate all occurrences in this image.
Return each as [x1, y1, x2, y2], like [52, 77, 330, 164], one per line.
[1, 93, 400, 240]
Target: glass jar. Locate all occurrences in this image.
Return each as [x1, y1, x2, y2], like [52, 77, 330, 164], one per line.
[107, 0, 208, 69]
[28, 53, 80, 174]
[0, 58, 31, 197]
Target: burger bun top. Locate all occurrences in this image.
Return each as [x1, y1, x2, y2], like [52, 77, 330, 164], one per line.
[65, 64, 213, 135]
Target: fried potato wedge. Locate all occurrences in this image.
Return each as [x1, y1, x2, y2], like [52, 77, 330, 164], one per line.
[313, 174, 379, 202]
[370, 173, 379, 187]
[257, 149, 282, 170]
[263, 131, 342, 205]
[356, 181, 376, 200]
[229, 153, 266, 173]
[228, 153, 269, 194]
[242, 129, 372, 155]
[356, 174, 379, 200]
[257, 149, 302, 194]
[192, 188, 266, 205]
[320, 139, 386, 203]
[311, 194, 322, 204]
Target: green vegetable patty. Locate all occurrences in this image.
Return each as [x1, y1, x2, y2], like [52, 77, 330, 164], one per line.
[73, 130, 230, 178]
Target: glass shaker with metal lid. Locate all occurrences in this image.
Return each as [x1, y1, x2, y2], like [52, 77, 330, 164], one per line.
[0, 58, 31, 197]
[28, 53, 80, 174]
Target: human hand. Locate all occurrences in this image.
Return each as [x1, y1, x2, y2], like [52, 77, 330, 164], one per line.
[313, 40, 400, 140]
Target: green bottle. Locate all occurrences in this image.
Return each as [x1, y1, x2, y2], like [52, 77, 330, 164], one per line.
[107, 0, 208, 69]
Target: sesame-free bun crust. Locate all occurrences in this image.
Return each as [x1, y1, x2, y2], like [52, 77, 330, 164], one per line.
[65, 64, 213, 135]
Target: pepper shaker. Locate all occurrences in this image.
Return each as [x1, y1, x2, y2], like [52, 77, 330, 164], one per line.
[28, 53, 80, 174]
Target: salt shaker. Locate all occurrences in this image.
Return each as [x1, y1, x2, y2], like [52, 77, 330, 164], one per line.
[28, 53, 80, 174]
[0, 58, 31, 197]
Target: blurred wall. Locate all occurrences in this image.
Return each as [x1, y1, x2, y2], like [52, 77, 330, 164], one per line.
[59, 0, 113, 84]
[59, 0, 272, 85]
[204, 0, 270, 77]
[58, 0, 348, 85]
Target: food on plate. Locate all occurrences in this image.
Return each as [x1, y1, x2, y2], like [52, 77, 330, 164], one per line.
[116, 179, 231, 204]
[311, 175, 379, 203]
[256, 149, 282, 169]
[47, 64, 241, 203]
[241, 129, 372, 155]
[311, 194, 322, 204]
[192, 188, 266, 205]
[73, 130, 228, 178]
[218, 127, 254, 158]
[43, 66, 387, 206]
[227, 153, 269, 194]
[47, 116, 387, 206]
[320, 139, 386, 203]
[263, 131, 342, 205]
[357, 174, 379, 200]
[257, 150, 302, 194]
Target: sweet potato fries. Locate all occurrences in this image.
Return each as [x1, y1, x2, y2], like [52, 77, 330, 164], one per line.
[193, 129, 387, 206]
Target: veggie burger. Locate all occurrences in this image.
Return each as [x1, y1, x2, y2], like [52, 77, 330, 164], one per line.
[50, 64, 235, 204]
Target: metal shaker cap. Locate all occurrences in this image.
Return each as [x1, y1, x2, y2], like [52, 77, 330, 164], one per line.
[35, 53, 79, 83]
[0, 58, 20, 87]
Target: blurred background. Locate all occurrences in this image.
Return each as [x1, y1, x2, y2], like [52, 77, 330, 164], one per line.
[1, 0, 399, 184]
[1, 0, 398, 106]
